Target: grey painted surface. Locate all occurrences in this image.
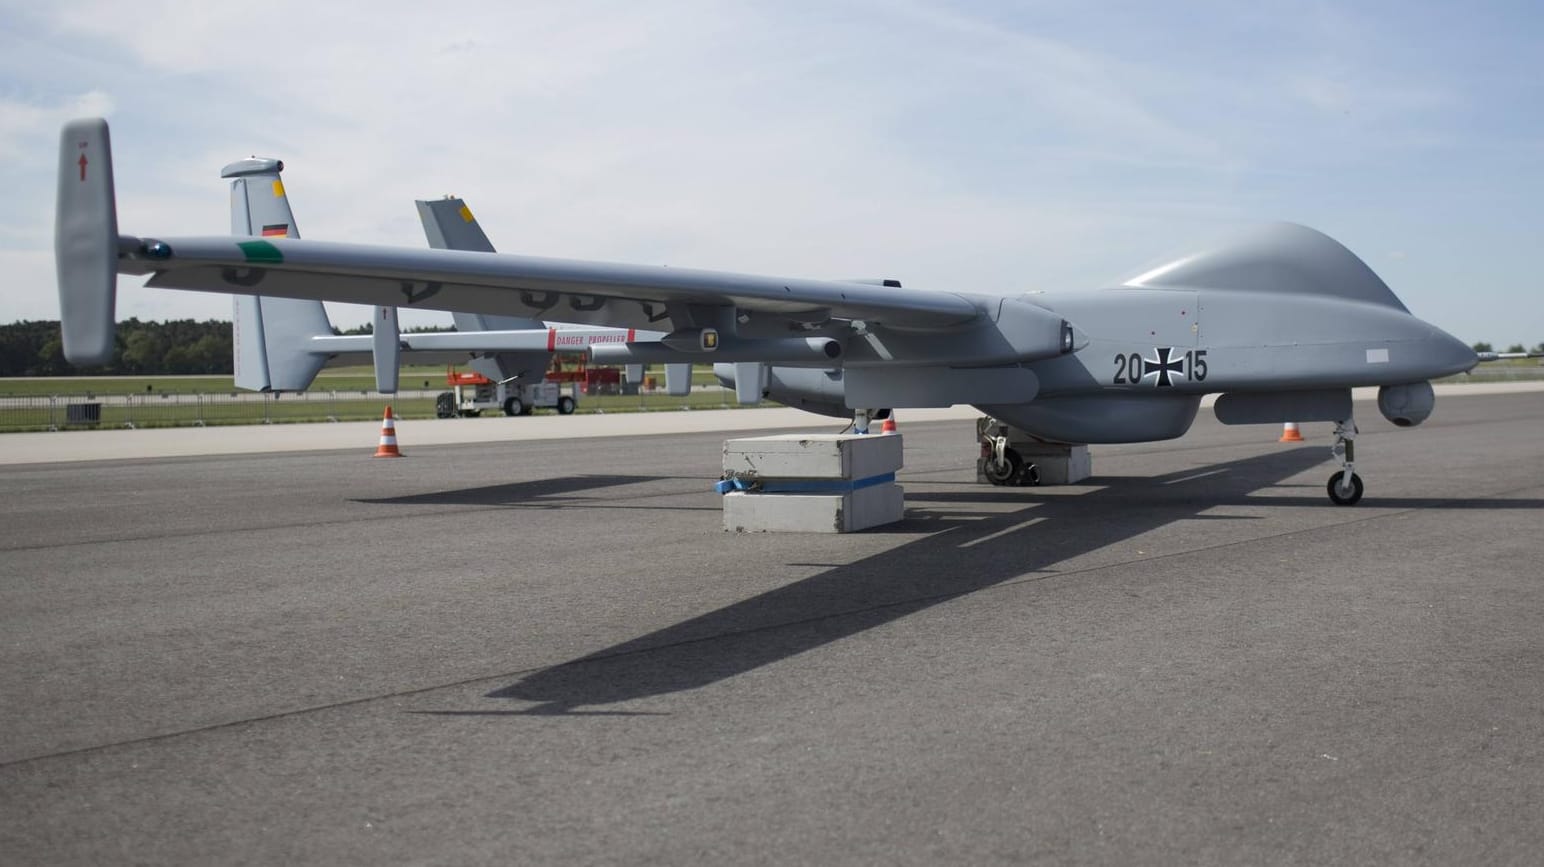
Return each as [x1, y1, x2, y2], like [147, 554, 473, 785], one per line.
[3, 390, 1542, 864]
[54, 118, 117, 365]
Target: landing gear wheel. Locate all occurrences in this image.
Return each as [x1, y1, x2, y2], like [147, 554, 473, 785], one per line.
[556, 396, 576, 415]
[1327, 471, 1363, 506]
[984, 448, 1023, 486]
[503, 397, 524, 417]
[985, 449, 1038, 486]
[435, 392, 455, 419]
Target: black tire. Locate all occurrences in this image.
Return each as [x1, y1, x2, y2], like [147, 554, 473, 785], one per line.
[435, 392, 455, 419]
[1019, 463, 1041, 487]
[984, 448, 1024, 486]
[1327, 471, 1364, 505]
[504, 397, 524, 417]
[557, 395, 576, 415]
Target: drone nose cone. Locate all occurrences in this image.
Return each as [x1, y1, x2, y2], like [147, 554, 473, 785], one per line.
[1426, 324, 1478, 377]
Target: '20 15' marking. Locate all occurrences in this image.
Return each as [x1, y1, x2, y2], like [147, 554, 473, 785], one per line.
[1114, 348, 1207, 386]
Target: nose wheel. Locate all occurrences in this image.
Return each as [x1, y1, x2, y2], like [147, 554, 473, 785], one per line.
[1327, 470, 1363, 505]
[1327, 418, 1363, 505]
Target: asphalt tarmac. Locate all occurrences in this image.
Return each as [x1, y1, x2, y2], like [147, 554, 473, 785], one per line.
[2, 390, 1542, 865]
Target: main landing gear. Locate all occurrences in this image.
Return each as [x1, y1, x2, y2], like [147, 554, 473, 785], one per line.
[982, 429, 1041, 487]
[1327, 417, 1363, 505]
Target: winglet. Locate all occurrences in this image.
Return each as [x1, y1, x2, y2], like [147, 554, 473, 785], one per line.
[55, 118, 119, 366]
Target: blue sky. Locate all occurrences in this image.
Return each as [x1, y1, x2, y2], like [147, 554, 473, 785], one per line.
[1, 0, 1540, 346]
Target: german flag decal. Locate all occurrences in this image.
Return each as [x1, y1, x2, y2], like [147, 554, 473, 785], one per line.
[261, 224, 289, 237]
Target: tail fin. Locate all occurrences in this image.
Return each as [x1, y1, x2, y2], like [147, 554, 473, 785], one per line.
[223, 158, 334, 391]
[416, 196, 548, 382]
[55, 118, 119, 366]
[416, 196, 497, 255]
[417, 196, 688, 390]
[416, 196, 544, 332]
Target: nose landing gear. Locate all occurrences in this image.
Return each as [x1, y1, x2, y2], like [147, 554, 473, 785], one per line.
[1327, 418, 1363, 505]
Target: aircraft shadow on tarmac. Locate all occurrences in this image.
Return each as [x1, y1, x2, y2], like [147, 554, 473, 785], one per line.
[355, 474, 677, 507]
[416, 446, 1544, 716]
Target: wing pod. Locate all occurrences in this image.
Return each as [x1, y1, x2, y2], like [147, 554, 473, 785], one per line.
[591, 335, 841, 365]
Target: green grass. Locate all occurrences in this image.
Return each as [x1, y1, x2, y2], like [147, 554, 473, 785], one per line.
[0, 392, 747, 433]
[0, 365, 748, 432]
[0, 376, 240, 397]
[0, 363, 730, 398]
[0, 362, 747, 432]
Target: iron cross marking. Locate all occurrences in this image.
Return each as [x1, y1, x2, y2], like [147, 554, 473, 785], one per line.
[1142, 346, 1185, 387]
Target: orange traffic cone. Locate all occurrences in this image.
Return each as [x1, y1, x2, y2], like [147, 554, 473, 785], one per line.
[374, 406, 403, 457]
[1279, 422, 1303, 443]
[881, 414, 897, 434]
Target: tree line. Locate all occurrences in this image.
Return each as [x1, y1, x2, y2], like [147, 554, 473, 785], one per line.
[0, 319, 232, 377]
[1471, 342, 1543, 354]
[0, 320, 452, 377]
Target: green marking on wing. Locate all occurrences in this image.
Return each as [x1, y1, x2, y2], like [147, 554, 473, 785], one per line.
[237, 240, 284, 264]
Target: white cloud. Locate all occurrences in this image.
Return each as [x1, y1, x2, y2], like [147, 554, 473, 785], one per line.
[0, 89, 113, 162]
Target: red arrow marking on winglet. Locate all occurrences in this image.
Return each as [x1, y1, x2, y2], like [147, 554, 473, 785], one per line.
[78, 154, 88, 181]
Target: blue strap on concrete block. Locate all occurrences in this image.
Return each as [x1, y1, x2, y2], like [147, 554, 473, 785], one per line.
[715, 472, 895, 495]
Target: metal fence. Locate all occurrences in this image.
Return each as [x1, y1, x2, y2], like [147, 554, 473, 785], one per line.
[0, 386, 746, 433]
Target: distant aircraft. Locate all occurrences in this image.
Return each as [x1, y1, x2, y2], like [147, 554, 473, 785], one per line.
[57, 118, 1480, 504]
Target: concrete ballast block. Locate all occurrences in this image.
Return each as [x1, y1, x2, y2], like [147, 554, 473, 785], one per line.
[722, 484, 904, 533]
[723, 433, 902, 480]
[721, 433, 905, 532]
